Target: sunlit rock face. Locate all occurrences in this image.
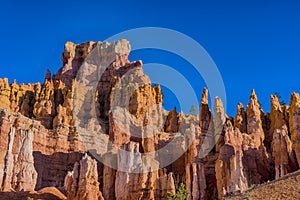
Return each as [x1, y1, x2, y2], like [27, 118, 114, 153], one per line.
[64, 154, 104, 200]
[289, 92, 300, 167]
[0, 40, 299, 200]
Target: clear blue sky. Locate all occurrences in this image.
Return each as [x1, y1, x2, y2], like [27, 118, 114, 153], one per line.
[0, 0, 299, 116]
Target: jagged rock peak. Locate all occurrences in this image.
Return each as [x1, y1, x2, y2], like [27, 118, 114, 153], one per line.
[269, 94, 286, 137]
[201, 87, 208, 104]
[290, 92, 300, 109]
[246, 89, 265, 148]
[214, 96, 224, 111]
[62, 40, 131, 64]
[214, 96, 226, 152]
[234, 102, 247, 133]
[247, 89, 261, 115]
[54, 39, 131, 88]
[270, 95, 282, 111]
[237, 102, 244, 110]
[44, 69, 51, 82]
[62, 41, 99, 65]
[250, 88, 258, 102]
[199, 87, 212, 132]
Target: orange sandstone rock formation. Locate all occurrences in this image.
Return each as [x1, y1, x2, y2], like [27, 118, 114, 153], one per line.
[0, 40, 299, 200]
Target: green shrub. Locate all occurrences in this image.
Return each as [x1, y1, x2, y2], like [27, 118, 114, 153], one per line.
[167, 182, 187, 200]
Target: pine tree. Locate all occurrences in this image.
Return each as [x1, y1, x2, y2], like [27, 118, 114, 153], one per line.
[189, 104, 197, 115]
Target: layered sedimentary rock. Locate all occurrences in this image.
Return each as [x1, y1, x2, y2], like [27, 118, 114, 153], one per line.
[0, 39, 300, 200]
[0, 109, 84, 191]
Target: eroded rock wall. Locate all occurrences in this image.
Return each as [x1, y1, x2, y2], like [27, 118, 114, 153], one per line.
[0, 39, 299, 200]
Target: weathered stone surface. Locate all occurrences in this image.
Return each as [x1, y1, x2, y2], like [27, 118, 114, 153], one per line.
[64, 154, 104, 200]
[215, 121, 248, 199]
[270, 95, 287, 137]
[234, 102, 247, 133]
[0, 109, 85, 191]
[214, 97, 226, 153]
[246, 89, 265, 148]
[242, 91, 273, 185]
[1, 127, 37, 191]
[103, 151, 117, 200]
[157, 172, 176, 199]
[164, 107, 180, 133]
[272, 125, 297, 179]
[269, 95, 298, 179]
[1, 40, 300, 200]
[114, 141, 175, 200]
[53, 41, 100, 88]
[199, 88, 212, 133]
[0, 78, 11, 109]
[186, 162, 206, 200]
[289, 92, 300, 167]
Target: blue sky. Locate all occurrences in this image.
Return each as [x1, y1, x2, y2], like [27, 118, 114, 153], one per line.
[0, 0, 299, 116]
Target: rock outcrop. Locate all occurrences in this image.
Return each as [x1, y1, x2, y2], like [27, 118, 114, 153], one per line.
[272, 125, 297, 179]
[0, 40, 299, 200]
[270, 95, 298, 178]
[289, 92, 300, 167]
[234, 102, 247, 133]
[214, 97, 226, 153]
[185, 162, 206, 200]
[1, 126, 37, 191]
[246, 89, 265, 148]
[242, 90, 273, 186]
[64, 154, 104, 200]
[215, 121, 248, 199]
[199, 88, 211, 133]
[114, 141, 176, 200]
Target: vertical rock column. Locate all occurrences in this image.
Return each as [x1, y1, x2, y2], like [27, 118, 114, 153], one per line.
[270, 95, 297, 178]
[215, 121, 248, 199]
[289, 92, 300, 167]
[115, 141, 168, 200]
[185, 162, 206, 200]
[214, 97, 226, 153]
[1, 127, 15, 191]
[214, 97, 248, 199]
[243, 90, 272, 184]
[246, 89, 265, 148]
[1, 127, 37, 191]
[233, 102, 247, 133]
[64, 154, 104, 200]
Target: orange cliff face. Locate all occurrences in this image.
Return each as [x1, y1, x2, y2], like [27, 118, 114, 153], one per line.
[0, 39, 299, 200]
